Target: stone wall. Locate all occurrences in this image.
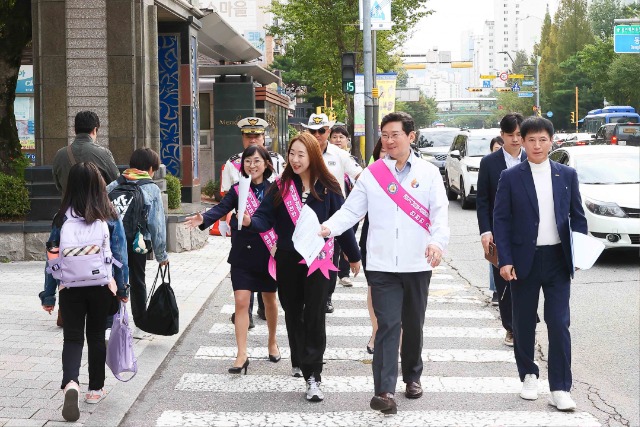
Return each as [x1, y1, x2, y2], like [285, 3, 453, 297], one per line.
[0, 232, 49, 262]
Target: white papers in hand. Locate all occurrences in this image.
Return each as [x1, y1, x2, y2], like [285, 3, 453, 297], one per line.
[236, 175, 251, 230]
[292, 205, 325, 265]
[572, 231, 605, 270]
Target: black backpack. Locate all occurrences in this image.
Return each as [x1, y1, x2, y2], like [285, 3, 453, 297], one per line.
[108, 176, 155, 242]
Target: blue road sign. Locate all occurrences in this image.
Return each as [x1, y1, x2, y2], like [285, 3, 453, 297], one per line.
[511, 83, 520, 92]
[547, 111, 554, 118]
[522, 80, 534, 86]
[614, 25, 640, 53]
[518, 92, 534, 98]
[482, 80, 491, 88]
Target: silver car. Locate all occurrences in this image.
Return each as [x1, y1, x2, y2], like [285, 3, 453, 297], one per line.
[416, 127, 460, 181]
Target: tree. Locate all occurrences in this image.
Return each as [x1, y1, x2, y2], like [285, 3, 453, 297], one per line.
[484, 92, 535, 128]
[554, 0, 594, 62]
[396, 94, 437, 129]
[604, 54, 640, 110]
[0, 1, 31, 175]
[588, 0, 623, 40]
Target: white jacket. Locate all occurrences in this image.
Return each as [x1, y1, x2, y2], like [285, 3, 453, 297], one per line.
[324, 157, 450, 273]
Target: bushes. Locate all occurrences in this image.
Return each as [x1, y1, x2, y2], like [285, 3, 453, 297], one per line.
[202, 179, 216, 198]
[165, 174, 181, 209]
[0, 173, 30, 219]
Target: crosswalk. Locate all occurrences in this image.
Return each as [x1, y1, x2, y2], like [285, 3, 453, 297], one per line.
[153, 264, 601, 426]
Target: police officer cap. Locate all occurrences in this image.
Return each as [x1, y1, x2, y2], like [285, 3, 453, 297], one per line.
[237, 117, 268, 134]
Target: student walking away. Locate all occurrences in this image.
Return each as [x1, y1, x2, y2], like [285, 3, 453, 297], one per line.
[494, 116, 587, 411]
[242, 133, 361, 402]
[185, 145, 281, 374]
[302, 114, 363, 313]
[476, 113, 525, 346]
[107, 148, 169, 329]
[40, 162, 129, 422]
[221, 117, 285, 326]
[321, 112, 450, 414]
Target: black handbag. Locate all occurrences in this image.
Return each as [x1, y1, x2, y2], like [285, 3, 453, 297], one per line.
[138, 264, 179, 336]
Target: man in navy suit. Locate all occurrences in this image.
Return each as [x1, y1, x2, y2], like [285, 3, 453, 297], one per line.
[493, 116, 587, 411]
[476, 113, 525, 347]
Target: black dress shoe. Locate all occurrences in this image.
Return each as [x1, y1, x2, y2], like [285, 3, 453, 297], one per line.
[268, 346, 281, 363]
[228, 358, 250, 375]
[325, 299, 334, 313]
[405, 381, 423, 399]
[370, 393, 397, 414]
[257, 307, 266, 321]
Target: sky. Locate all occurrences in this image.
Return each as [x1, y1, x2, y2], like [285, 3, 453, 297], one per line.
[403, 0, 560, 59]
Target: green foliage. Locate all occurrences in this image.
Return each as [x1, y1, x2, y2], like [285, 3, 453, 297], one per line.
[287, 124, 299, 139]
[165, 174, 181, 209]
[396, 94, 437, 129]
[554, 0, 594, 62]
[0, 172, 30, 219]
[202, 179, 216, 198]
[589, 0, 623, 40]
[605, 54, 640, 109]
[485, 92, 536, 128]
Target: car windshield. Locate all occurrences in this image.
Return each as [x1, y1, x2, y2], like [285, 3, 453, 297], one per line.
[420, 130, 458, 147]
[467, 136, 493, 157]
[616, 125, 640, 137]
[576, 153, 640, 184]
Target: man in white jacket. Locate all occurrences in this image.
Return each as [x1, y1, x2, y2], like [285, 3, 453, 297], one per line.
[320, 112, 450, 414]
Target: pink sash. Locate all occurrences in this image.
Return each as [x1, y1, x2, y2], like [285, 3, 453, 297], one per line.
[279, 179, 338, 279]
[233, 186, 277, 280]
[231, 157, 242, 171]
[368, 159, 431, 231]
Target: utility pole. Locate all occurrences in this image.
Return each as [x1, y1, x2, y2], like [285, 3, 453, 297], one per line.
[372, 31, 379, 145]
[575, 86, 579, 133]
[363, 0, 374, 160]
[535, 56, 541, 115]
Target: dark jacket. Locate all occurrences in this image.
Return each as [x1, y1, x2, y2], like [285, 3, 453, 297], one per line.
[52, 134, 120, 193]
[493, 160, 588, 280]
[199, 181, 272, 273]
[476, 148, 527, 235]
[249, 175, 361, 263]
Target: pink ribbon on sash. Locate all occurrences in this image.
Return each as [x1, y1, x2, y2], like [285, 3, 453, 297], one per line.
[234, 186, 278, 280]
[279, 179, 338, 279]
[368, 159, 431, 231]
[231, 157, 242, 171]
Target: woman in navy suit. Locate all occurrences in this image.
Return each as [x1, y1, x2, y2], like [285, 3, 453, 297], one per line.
[242, 132, 361, 402]
[185, 145, 280, 374]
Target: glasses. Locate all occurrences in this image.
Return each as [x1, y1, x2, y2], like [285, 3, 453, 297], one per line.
[380, 132, 405, 141]
[243, 159, 264, 166]
[309, 128, 327, 135]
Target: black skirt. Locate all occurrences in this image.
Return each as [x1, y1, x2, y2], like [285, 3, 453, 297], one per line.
[230, 266, 277, 293]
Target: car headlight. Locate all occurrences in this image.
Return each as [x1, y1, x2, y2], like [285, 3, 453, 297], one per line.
[466, 166, 479, 172]
[421, 153, 434, 161]
[584, 198, 628, 218]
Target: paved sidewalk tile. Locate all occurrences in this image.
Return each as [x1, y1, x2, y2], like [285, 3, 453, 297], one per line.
[0, 236, 231, 426]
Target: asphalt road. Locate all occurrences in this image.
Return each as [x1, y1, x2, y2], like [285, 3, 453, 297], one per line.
[446, 199, 640, 427]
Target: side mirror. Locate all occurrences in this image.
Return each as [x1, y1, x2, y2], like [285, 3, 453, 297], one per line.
[590, 134, 596, 139]
[450, 150, 461, 159]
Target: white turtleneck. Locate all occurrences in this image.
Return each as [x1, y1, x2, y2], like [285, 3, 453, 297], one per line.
[530, 159, 561, 246]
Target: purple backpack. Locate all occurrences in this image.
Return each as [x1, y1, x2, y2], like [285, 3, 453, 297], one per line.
[106, 304, 137, 381]
[46, 209, 122, 287]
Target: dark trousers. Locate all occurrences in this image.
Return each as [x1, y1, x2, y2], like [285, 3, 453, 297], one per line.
[492, 264, 513, 332]
[511, 244, 572, 391]
[367, 270, 431, 395]
[276, 249, 329, 382]
[59, 286, 112, 391]
[249, 292, 264, 315]
[128, 248, 148, 326]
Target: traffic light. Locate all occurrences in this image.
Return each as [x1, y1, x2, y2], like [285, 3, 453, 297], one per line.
[570, 112, 575, 123]
[341, 52, 356, 94]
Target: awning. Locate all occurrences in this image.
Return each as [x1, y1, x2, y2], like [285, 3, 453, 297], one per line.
[198, 12, 261, 63]
[199, 64, 281, 86]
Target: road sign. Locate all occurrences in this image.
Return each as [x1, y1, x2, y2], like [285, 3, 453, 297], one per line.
[511, 83, 520, 92]
[518, 92, 534, 98]
[482, 80, 491, 88]
[467, 88, 483, 92]
[522, 80, 534, 86]
[614, 25, 640, 53]
[496, 87, 512, 92]
[480, 74, 496, 80]
[547, 111, 554, 118]
[499, 72, 508, 81]
[508, 74, 525, 79]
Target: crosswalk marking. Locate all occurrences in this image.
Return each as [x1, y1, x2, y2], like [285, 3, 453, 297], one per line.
[346, 281, 466, 289]
[195, 346, 517, 363]
[209, 324, 505, 338]
[331, 293, 483, 304]
[175, 373, 551, 394]
[219, 305, 495, 319]
[157, 410, 601, 427]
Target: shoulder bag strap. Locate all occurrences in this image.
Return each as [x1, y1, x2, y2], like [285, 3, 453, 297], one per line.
[66, 145, 77, 166]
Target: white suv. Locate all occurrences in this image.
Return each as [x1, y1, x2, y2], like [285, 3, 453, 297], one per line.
[444, 129, 498, 209]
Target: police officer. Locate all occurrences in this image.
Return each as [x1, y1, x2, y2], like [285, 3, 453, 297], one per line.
[220, 117, 285, 327]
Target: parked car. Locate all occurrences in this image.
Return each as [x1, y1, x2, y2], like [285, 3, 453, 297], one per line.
[444, 129, 498, 209]
[549, 145, 640, 249]
[416, 127, 459, 181]
[593, 123, 640, 146]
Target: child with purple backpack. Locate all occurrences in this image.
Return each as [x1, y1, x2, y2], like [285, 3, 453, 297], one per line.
[40, 162, 129, 422]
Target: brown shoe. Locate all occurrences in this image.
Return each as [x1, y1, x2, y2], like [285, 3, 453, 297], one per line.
[405, 381, 423, 399]
[370, 392, 397, 414]
[504, 330, 514, 347]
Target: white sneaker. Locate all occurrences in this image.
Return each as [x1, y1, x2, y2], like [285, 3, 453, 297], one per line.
[291, 367, 302, 378]
[61, 381, 80, 422]
[339, 277, 353, 287]
[105, 328, 111, 341]
[549, 391, 576, 411]
[520, 374, 538, 400]
[305, 376, 324, 402]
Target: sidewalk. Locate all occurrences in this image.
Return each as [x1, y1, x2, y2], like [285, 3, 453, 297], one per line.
[0, 235, 231, 427]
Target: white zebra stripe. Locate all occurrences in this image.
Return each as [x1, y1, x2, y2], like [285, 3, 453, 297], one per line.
[157, 410, 601, 427]
[344, 281, 465, 289]
[194, 346, 516, 363]
[209, 324, 505, 338]
[330, 293, 482, 304]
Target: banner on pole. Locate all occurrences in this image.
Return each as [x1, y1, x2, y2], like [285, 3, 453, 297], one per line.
[359, 0, 392, 31]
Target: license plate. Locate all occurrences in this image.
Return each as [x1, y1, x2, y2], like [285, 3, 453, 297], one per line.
[619, 140, 626, 146]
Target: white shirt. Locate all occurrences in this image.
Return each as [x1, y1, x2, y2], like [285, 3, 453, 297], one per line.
[503, 147, 523, 169]
[324, 157, 450, 272]
[221, 150, 285, 192]
[530, 159, 561, 246]
[322, 143, 363, 195]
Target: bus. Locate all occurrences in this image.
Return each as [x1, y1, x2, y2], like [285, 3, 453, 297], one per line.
[582, 106, 640, 134]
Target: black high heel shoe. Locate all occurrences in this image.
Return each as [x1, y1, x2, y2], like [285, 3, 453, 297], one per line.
[268, 346, 281, 363]
[228, 358, 250, 374]
[366, 335, 375, 354]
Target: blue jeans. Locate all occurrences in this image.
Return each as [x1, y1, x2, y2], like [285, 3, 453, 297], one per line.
[489, 264, 496, 292]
